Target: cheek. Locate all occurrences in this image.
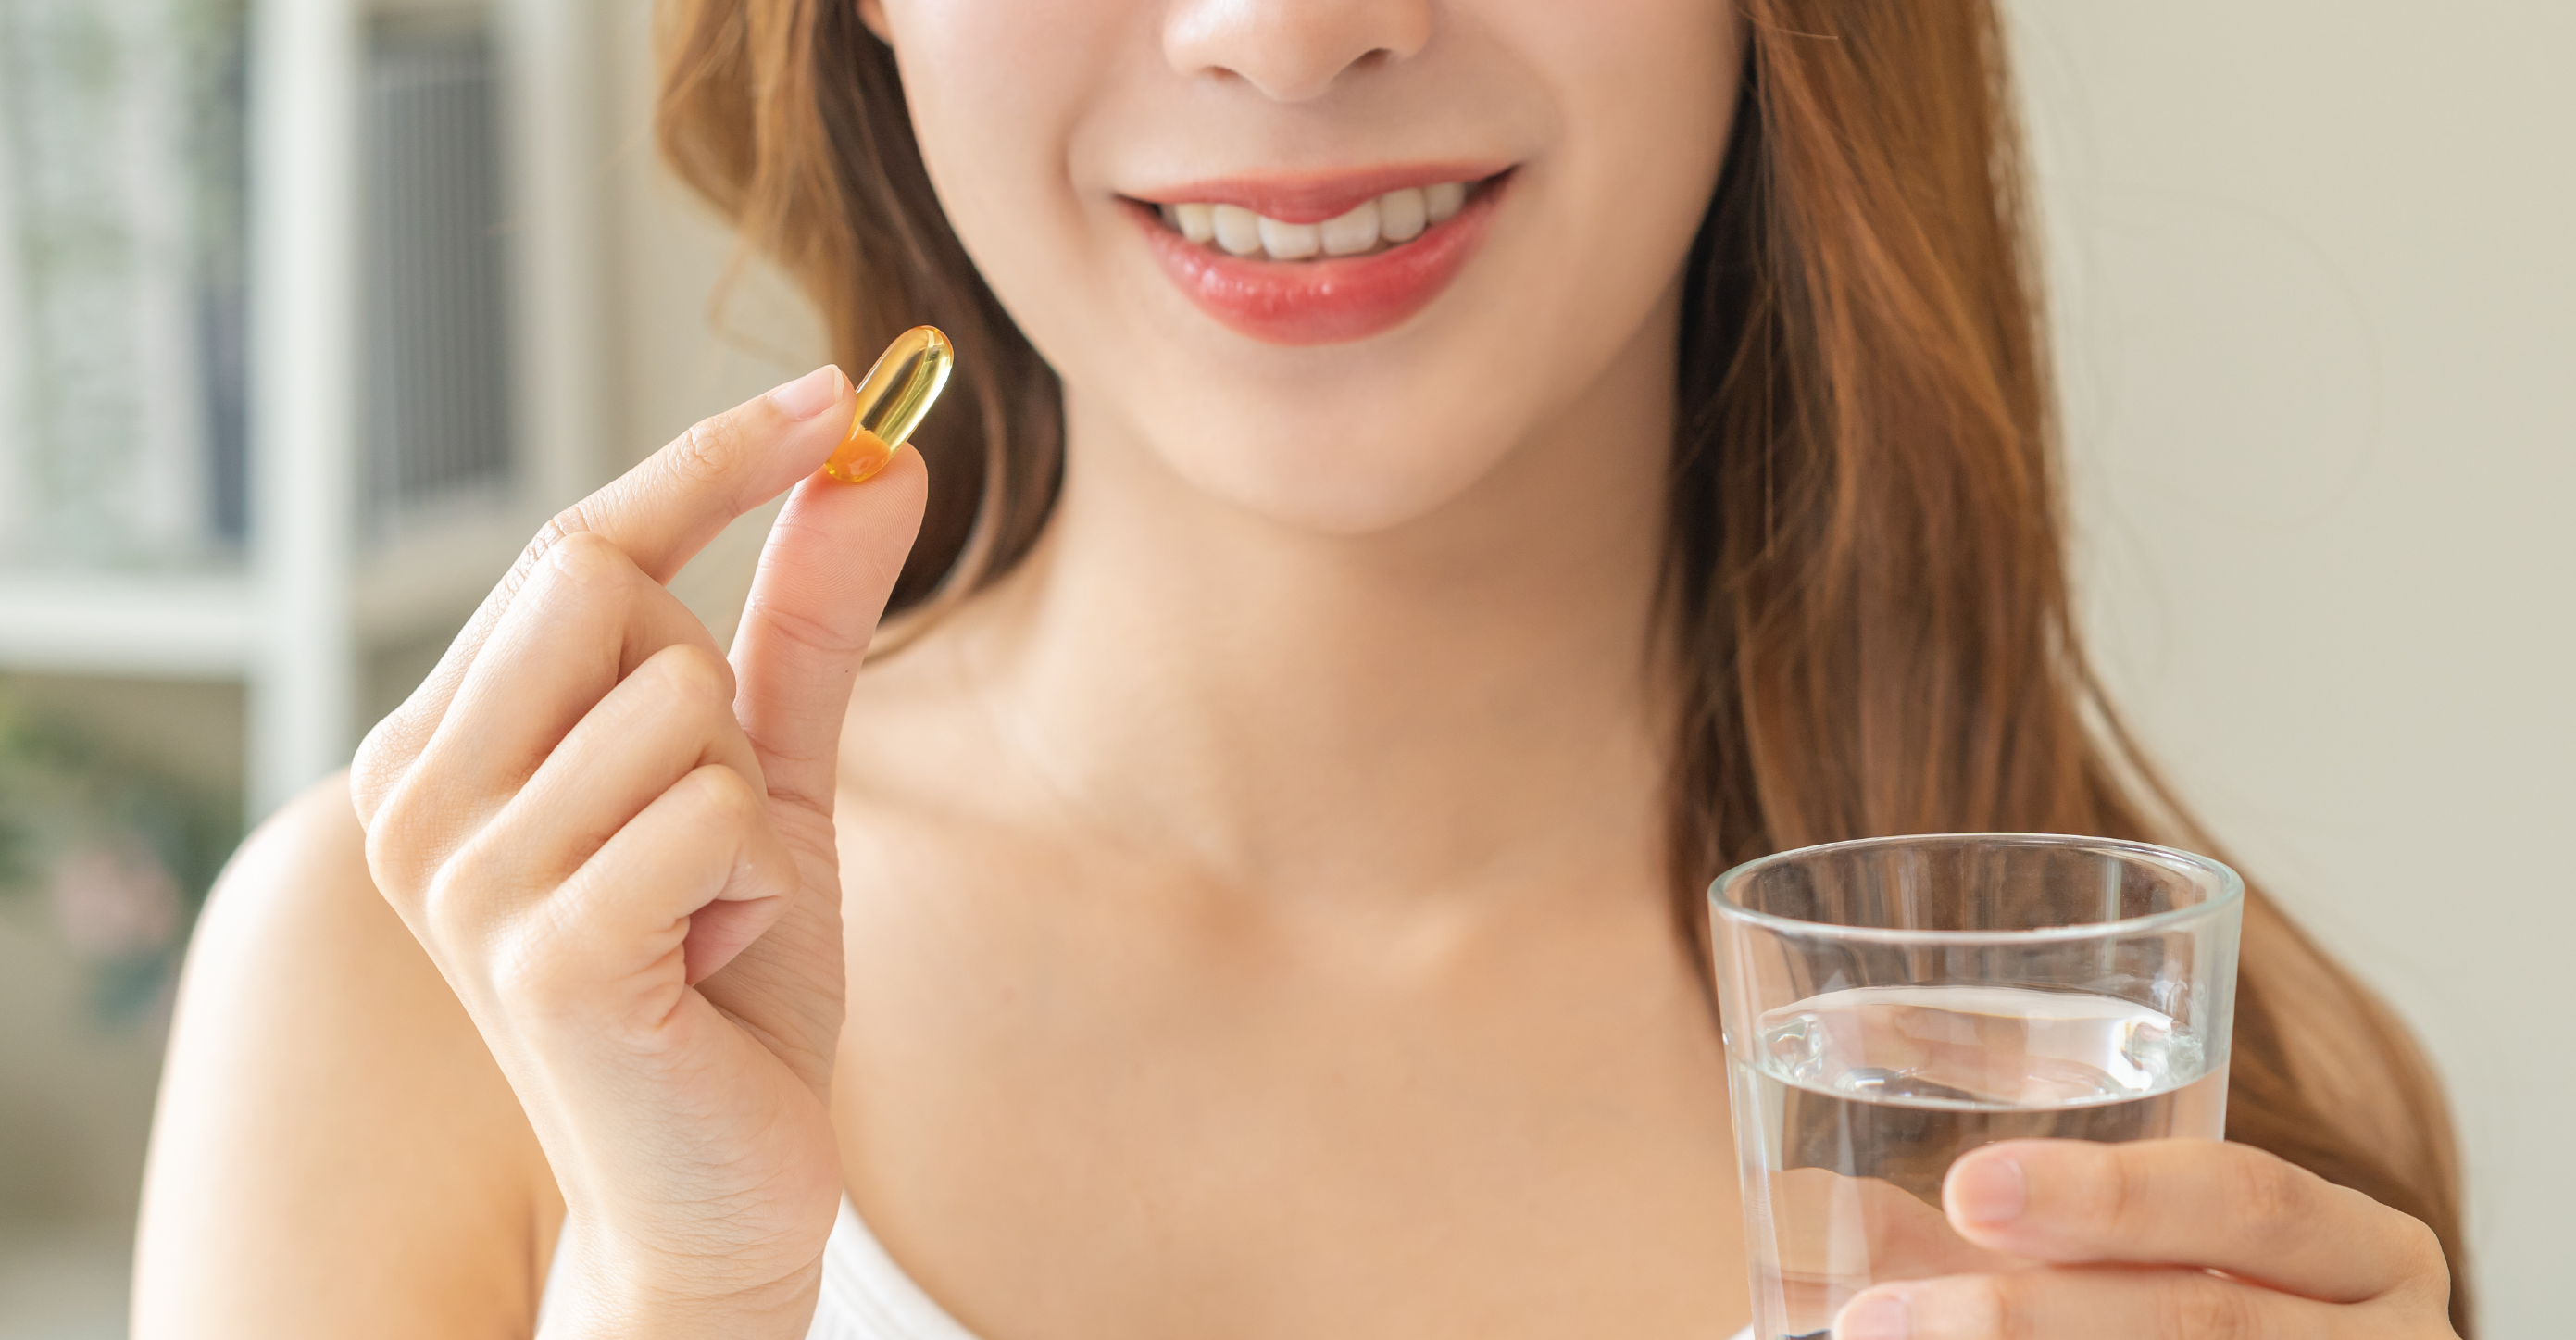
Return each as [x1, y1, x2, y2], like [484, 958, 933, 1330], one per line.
[1507, 0, 1742, 319]
[879, 0, 1123, 305]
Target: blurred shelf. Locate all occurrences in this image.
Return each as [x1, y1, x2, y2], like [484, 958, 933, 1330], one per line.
[0, 0, 607, 816]
[0, 508, 538, 680]
[0, 572, 256, 678]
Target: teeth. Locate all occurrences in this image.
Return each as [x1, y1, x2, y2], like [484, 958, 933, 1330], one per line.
[1424, 181, 1465, 223]
[1211, 204, 1263, 256]
[1157, 180, 1475, 261]
[1319, 199, 1379, 256]
[1257, 214, 1321, 259]
[1379, 187, 1426, 243]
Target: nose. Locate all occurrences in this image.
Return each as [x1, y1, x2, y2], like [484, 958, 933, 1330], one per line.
[1163, 0, 1433, 104]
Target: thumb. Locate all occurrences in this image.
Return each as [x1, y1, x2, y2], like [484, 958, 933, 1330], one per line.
[730, 445, 929, 817]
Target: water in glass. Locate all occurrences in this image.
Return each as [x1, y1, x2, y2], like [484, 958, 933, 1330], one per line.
[1731, 983, 2226, 1338]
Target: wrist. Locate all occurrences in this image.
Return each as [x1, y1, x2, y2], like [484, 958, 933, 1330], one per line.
[540, 1221, 822, 1340]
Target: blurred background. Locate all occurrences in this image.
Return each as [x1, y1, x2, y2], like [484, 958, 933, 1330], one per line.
[0, 1, 2564, 1334]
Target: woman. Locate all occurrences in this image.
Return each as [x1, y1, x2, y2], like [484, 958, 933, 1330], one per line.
[132, 1, 2470, 1336]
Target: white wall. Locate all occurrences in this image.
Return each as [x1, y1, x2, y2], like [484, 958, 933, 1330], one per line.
[2010, 2, 2573, 1330]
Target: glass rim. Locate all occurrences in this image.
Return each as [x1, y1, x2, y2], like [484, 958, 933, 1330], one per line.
[1707, 832, 2245, 946]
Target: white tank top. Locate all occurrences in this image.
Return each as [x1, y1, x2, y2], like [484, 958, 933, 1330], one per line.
[535, 1196, 969, 1339]
[540, 1196, 1756, 1339]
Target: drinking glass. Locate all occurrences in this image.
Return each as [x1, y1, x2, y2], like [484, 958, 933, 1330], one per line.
[1709, 833, 2243, 1340]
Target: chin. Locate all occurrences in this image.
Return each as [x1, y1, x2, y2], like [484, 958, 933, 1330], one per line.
[1119, 389, 1538, 537]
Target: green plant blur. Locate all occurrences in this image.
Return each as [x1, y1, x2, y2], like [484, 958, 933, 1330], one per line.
[0, 686, 239, 1022]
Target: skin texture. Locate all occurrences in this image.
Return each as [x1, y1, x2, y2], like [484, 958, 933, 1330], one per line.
[131, 2, 2457, 1338]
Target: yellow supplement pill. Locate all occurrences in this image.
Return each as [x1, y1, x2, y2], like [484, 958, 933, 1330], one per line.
[824, 325, 954, 484]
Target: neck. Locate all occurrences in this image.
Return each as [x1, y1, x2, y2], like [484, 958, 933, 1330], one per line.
[947, 303, 1684, 906]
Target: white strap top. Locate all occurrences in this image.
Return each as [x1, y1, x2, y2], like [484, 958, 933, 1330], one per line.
[805, 1196, 984, 1340]
[534, 1196, 971, 1340]
[541, 1195, 1755, 1340]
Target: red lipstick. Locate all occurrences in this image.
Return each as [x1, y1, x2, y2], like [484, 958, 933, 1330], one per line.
[1130, 169, 1509, 347]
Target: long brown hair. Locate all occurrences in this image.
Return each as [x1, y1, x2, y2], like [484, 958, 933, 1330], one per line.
[655, 1, 2469, 1328]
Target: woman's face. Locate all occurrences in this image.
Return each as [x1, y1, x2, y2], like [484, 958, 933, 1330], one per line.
[866, 0, 1742, 533]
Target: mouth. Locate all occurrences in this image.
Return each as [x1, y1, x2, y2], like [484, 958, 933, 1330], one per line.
[1123, 165, 1512, 347]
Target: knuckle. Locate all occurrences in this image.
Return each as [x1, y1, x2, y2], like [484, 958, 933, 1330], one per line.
[641, 641, 737, 712]
[1959, 1275, 2027, 1340]
[419, 834, 507, 945]
[494, 506, 612, 612]
[668, 414, 743, 488]
[495, 521, 627, 623]
[359, 820, 419, 905]
[542, 527, 632, 593]
[358, 770, 456, 905]
[683, 761, 764, 828]
[2387, 1207, 2449, 1284]
[2155, 1274, 2261, 1340]
[520, 507, 594, 576]
[417, 865, 485, 958]
[2080, 1140, 2145, 1233]
[2221, 1146, 2307, 1234]
[349, 717, 408, 816]
[484, 916, 575, 1021]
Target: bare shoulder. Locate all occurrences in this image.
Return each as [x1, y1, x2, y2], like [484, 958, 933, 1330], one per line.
[133, 775, 558, 1339]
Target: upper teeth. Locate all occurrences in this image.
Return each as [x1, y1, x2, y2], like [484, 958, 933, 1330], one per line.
[1163, 182, 1469, 260]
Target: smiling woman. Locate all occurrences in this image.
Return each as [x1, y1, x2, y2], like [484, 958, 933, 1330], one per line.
[660, 0, 2467, 1309]
[133, 3, 2467, 1339]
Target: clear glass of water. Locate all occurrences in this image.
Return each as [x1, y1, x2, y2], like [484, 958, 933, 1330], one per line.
[1709, 833, 2243, 1340]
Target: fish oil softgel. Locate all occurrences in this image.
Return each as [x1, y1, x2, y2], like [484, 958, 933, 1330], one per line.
[824, 325, 954, 484]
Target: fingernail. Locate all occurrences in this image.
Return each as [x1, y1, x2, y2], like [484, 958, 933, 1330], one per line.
[1949, 1151, 2027, 1226]
[769, 365, 846, 421]
[1834, 1290, 1912, 1340]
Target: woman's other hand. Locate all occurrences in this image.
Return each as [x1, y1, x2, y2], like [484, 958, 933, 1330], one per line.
[348, 368, 927, 1339]
[1832, 1137, 2457, 1339]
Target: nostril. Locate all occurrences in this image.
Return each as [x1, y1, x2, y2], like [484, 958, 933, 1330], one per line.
[1162, 1, 1432, 102]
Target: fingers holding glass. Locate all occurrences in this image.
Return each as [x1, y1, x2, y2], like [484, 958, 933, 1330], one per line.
[1830, 1264, 2350, 1340]
[1940, 1138, 2451, 1309]
[1759, 1167, 2025, 1323]
[1813, 1137, 2457, 1340]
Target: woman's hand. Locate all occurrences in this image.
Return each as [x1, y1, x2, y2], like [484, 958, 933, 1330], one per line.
[349, 368, 927, 1339]
[1832, 1138, 2457, 1339]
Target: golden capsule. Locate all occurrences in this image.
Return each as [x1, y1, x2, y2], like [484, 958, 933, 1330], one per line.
[824, 325, 954, 484]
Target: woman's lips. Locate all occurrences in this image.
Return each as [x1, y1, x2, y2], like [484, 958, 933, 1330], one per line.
[1129, 172, 1508, 347]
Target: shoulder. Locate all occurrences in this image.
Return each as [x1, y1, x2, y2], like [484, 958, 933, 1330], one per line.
[187, 775, 382, 968]
[133, 775, 559, 1337]
[160, 776, 451, 1061]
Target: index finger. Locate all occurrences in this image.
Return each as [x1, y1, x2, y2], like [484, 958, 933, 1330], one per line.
[558, 364, 857, 585]
[1942, 1138, 2448, 1306]
[355, 368, 857, 808]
